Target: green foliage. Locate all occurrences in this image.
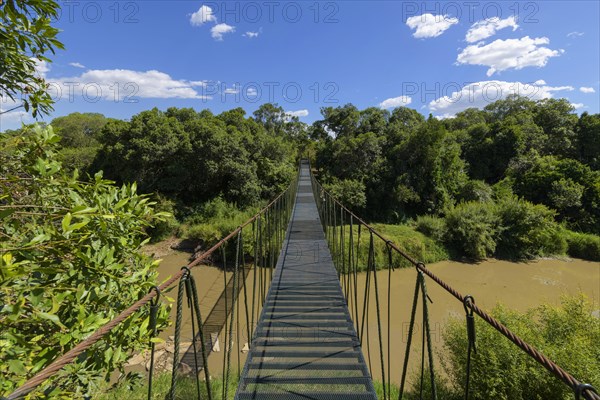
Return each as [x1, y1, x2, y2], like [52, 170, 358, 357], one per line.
[575, 112, 600, 169]
[146, 195, 178, 242]
[457, 180, 493, 203]
[0, 0, 64, 117]
[511, 155, 600, 234]
[179, 198, 257, 256]
[414, 215, 447, 244]
[331, 223, 448, 272]
[316, 97, 600, 250]
[93, 107, 297, 208]
[495, 197, 566, 259]
[565, 230, 600, 261]
[0, 125, 169, 398]
[441, 295, 600, 400]
[323, 179, 367, 210]
[444, 202, 499, 260]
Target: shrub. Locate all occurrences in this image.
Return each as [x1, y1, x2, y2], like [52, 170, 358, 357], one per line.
[442, 295, 600, 400]
[323, 178, 367, 210]
[566, 230, 600, 261]
[444, 202, 499, 260]
[457, 180, 493, 203]
[414, 215, 447, 244]
[495, 197, 566, 260]
[146, 194, 178, 242]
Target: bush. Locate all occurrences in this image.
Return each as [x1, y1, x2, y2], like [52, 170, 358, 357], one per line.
[323, 178, 367, 211]
[414, 215, 447, 243]
[566, 230, 600, 261]
[444, 202, 499, 260]
[495, 197, 566, 260]
[146, 194, 178, 242]
[329, 223, 448, 272]
[457, 180, 493, 203]
[442, 295, 600, 400]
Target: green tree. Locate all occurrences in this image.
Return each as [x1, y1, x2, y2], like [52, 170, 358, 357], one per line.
[0, 0, 64, 117]
[575, 112, 600, 169]
[532, 98, 579, 158]
[50, 113, 111, 173]
[444, 201, 499, 259]
[318, 104, 360, 138]
[0, 125, 169, 398]
[510, 156, 600, 234]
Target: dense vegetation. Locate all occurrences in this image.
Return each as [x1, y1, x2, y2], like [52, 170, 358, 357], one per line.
[313, 97, 600, 260]
[440, 294, 600, 399]
[0, 126, 170, 397]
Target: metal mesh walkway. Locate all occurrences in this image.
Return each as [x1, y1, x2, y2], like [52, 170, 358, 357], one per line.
[235, 162, 377, 400]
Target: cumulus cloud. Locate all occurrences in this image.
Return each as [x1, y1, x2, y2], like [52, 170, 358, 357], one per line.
[465, 16, 518, 43]
[247, 87, 258, 96]
[69, 62, 86, 69]
[190, 5, 217, 26]
[406, 13, 458, 38]
[567, 31, 584, 38]
[580, 87, 596, 93]
[379, 95, 412, 109]
[571, 103, 585, 109]
[211, 23, 235, 41]
[457, 36, 563, 76]
[286, 109, 309, 118]
[243, 31, 260, 38]
[429, 80, 574, 117]
[49, 69, 210, 101]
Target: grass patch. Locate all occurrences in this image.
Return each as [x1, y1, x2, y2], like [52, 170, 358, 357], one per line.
[328, 223, 449, 272]
[93, 373, 238, 400]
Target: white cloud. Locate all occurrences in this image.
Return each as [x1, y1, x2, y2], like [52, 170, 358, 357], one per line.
[211, 23, 235, 41]
[286, 109, 309, 118]
[69, 62, 86, 69]
[223, 87, 239, 94]
[580, 87, 596, 93]
[429, 80, 574, 116]
[571, 102, 585, 109]
[246, 87, 258, 96]
[465, 16, 518, 43]
[406, 13, 458, 38]
[457, 36, 563, 76]
[243, 31, 260, 38]
[190, 5, 217, 26]
[567, 31, 584, 38]
[50, 69, 210, 100]
[379, 95, 412, 109]
[31, 58, 49, 78]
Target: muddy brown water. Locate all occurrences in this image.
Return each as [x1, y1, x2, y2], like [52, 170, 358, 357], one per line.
[153, 253, 599, 385]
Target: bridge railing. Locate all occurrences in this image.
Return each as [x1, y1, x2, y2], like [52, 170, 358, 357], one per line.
[5, 170, 299, 400]
[309, 166, 599, 400]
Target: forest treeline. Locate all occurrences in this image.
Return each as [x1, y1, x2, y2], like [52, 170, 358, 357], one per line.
[313, 96, 600, 260]
[4, 96, 599, 260]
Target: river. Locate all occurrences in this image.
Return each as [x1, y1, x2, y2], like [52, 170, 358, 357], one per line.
[154, 253, 599, 384]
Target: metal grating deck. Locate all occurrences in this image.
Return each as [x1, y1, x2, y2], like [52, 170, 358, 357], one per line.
[235, 162, 377, 400]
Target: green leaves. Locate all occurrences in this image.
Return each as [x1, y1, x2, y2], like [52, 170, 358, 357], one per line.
[0, 125, 168, 398]
[0, 0, 63, 117]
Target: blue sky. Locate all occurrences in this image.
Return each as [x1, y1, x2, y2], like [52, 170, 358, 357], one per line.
[1, 0, 599, 130]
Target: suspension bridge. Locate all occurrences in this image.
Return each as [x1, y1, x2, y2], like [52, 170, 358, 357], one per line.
[4, 161, 599, 400]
